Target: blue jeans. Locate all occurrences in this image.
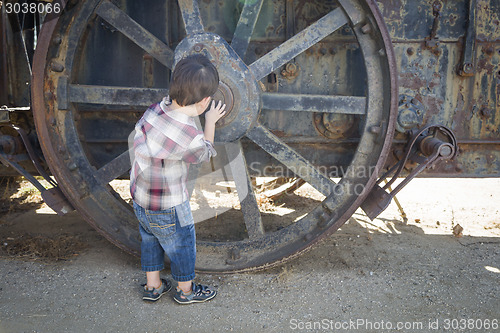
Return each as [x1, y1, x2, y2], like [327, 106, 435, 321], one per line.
[133, 201, 196, 282]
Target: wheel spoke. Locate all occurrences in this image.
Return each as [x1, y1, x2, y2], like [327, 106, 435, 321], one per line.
[65, 84, 167, 107]
[249, 7, 349, 80]
[225, 141, 264, 238]
[246, 123, 334, 197]
[230, 0, 265, 59]
[95, 0, 174, 69]
[96, 150, 131, 184]
[178, 0, 204, 36]
[261, 93, 366, 114]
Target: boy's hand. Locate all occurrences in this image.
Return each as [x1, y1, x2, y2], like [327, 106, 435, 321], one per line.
[205, 100, 226, 124]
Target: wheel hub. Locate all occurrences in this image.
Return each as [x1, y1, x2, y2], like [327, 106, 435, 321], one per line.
[174, 33, 261, 143]
[212, 81, 234, 118]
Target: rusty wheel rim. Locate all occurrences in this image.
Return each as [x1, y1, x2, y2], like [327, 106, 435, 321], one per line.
[32, 0, 397, 272]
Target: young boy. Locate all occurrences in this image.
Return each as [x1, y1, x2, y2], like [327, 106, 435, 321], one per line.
[130, 54, 226, 303]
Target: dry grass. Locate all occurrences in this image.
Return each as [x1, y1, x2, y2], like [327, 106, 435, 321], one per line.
[0, 176, 48, 216]
[0, 234, 88, 261]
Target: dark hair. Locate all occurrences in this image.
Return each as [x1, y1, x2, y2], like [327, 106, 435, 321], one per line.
[169, 54, 219, 106]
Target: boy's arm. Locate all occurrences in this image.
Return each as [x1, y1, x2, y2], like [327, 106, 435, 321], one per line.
[181, 100, 226, 164]
[204, 100, 226, 143]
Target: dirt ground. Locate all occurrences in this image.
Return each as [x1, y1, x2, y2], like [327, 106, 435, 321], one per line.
[0, 178, 499, 333]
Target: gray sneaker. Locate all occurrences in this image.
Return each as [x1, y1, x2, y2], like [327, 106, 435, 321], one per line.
[142, 278, 172, 302]
[173, 282, 217, 304]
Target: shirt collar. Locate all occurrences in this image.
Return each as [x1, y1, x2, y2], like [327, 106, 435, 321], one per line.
[160, 96, 192, 123]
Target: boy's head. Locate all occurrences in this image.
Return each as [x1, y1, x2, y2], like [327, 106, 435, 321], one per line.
[169, 54, 219, 107]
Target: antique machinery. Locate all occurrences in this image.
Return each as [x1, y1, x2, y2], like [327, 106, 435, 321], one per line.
[1, 0, 498, 272]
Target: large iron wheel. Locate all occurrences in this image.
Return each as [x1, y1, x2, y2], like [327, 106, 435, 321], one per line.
[32, 0, 397, 272]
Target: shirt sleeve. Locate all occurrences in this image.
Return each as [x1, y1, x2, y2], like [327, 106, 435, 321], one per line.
[181, 133, 217, 164]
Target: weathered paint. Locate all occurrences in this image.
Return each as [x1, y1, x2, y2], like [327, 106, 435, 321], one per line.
[384, 0, 500, 177]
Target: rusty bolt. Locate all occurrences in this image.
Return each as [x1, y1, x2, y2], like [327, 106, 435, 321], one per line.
[484, 47, 494, 55]
[50, 61, 65, 72]
[319, 48, 327, 55]
[44, 91, 53, 99]
[49, 117, 56, 126]
[258, 81, 266, 92]
[230, 248, 240, 260]
[432, 1, 442, 14]
[285, 63, 297, 74]
[318, 212, 330, 227]
[53, 35, 62, 45]
[347, 43, 358, 51]
[361, 23, 371, 34]
[322, 202, 332, 213]
[369, 125, 382, 134]
[68, 162, 78, 171]
[479, 107, 492, 119]
[58, 145, 66, 154]
[303, 234, 312, 242]
[329, 47, 337, 55]
[193, 44, 203, 52]
[462, 63, 474, 74]
[407, 47, 415, 56]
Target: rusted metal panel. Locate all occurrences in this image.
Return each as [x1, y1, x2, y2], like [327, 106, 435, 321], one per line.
[380, 0, 499, 177]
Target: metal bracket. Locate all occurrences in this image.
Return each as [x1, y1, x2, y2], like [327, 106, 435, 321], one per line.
[0, 106, 10, 123]
[1, 105, 32, 123]
[361, 125, 458, 220]
[0, 124, 74, 215]
[458, 0, 477, 76]
[424, 1, 442, 51]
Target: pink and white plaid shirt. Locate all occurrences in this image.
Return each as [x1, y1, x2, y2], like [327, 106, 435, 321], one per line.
[130, 97, 216, 211]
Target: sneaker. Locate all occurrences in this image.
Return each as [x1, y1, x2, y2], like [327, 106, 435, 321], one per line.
[142, 278, 172, 302]
[173, 282, 217, 304]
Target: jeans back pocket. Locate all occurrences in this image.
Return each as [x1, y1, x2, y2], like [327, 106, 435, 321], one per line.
[145, 208, 177, 238]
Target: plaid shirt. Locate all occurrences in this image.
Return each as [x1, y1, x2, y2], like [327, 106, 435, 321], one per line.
[130, 97, 216, 211]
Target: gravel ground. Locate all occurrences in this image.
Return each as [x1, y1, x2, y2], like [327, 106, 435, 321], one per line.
[0, 178, 499, 333]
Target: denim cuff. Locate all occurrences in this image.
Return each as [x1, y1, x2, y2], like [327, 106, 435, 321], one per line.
[172, 271, 196, 282]
[141, 264, 165, 272]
